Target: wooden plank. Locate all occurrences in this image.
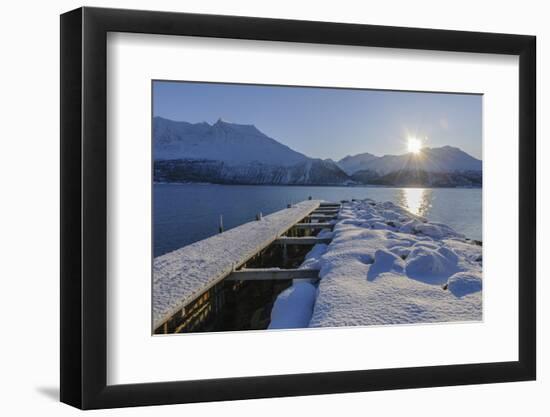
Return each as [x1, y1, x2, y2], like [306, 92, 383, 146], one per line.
[308, 214, 337, 219]
[227, 268, 320, 281]
[274, 237, 332, 245]
[319, 204, 341, 207]
[293, 222, 334, 230]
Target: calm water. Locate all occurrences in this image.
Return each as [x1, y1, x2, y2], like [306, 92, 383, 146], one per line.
[154, 183, 482, 257]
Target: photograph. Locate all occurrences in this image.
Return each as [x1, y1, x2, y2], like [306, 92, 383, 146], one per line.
[152, 81, 483, 334]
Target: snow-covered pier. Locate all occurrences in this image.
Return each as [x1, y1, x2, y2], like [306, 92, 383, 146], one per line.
[153, 200, 340, 333]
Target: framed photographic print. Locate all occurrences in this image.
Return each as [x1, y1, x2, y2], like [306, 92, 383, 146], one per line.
[60, 6, 536, 409]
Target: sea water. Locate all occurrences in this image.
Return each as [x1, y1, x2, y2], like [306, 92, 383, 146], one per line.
[154, 183, 482, 257]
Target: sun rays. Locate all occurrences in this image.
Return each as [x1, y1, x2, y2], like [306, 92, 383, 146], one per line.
[407, 137, 423, 154]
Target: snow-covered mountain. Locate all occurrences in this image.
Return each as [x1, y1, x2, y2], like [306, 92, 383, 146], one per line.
[154, 117, 307, 166]
[343, 146, 482, 176]
[153, 117, 482, 187]
[153, 117, 350, 185]
[337, 152, 378, 175]
[343, 147, 482, 187]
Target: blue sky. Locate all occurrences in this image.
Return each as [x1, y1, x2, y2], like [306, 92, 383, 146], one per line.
[153, 81, 482, 161]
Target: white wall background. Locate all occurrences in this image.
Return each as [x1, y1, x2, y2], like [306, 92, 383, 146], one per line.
[0, 0, 545, 415]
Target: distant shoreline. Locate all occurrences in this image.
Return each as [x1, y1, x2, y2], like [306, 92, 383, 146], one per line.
[153, 181, 482, 190]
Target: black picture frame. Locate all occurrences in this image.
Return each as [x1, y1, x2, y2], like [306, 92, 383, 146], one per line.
[60, 6, 536, 410]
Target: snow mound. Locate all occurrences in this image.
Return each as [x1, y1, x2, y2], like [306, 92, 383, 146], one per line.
[371, 221, 394, 230]
[390, 245, 411, 259]
[268, 282, 317, 329]
[296, 244, 328, 284]
[414, 222, 464, 239]
[405, 245, 459, 285]
[300, 244, 328, 270]
[367, 249, 405, 281]
[447, 271, 482, 297]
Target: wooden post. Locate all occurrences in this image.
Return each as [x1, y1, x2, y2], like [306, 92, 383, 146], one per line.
[219, 215, 224, 233]
[282, 244, 288, 266]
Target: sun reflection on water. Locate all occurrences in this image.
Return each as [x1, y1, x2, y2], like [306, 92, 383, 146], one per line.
[397, 188, 432, 217]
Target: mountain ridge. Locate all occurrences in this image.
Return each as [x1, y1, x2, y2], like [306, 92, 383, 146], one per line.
[153, 116, 309, 167]
[337, 146, 481, 175]
[153, 117, 481, 187]
[337, 152, 379, 175]
[153, 117, 350, 185]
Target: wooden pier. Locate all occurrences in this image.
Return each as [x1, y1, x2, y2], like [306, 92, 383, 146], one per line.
[153, 200, 341, 333]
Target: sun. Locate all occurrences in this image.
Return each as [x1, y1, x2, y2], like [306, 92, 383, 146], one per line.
[407, 137, 422, 154]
